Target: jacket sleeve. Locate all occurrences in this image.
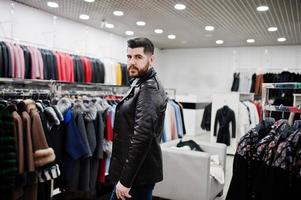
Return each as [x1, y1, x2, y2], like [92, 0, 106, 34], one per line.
[231, 111, 236, 138]
[214, 110, 219, 136]
[201, 106, 207, 130]
[119, 84, 161, 187]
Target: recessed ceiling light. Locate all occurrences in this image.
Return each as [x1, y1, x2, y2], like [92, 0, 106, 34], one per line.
[125, 31, 134, 36]
[268, 27, 278, 32]
[79, 14, 90, 20]
[216, 40, 224, 44]
[277, 37, 286, 42]
[257, 5, 269, 11]
[47, 1, 59, 8]
[174, 3, 186, 10]
[84, 0, 95, 2]
[205, 26, 215, 31]
[105, 23, 114, 29]
[136, 21, 146, 26]
[113, 10, 124, 16]
[154, 29, 163, 34]
[247, 39, 255, 43]
[168, 34, 176, 39]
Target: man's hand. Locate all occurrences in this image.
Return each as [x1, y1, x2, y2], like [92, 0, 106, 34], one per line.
[115, 181, 132, 200]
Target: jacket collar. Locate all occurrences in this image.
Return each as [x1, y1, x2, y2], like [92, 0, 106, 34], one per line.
[73, 100, 97, 121]
[130, 67, 156, 87]
[119, 68, 156, 104]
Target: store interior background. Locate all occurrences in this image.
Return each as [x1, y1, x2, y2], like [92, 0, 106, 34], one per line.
[1, 0, 300, 199]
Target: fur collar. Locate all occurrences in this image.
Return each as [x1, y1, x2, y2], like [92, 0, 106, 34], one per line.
[83, 102, 97, 121]
[56, 98, 72, 114]
[23, 99, 37, 113]
[73, 100, 97, 121]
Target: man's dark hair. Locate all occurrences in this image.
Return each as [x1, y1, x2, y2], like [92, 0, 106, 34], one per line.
[127, 37, 154, 55]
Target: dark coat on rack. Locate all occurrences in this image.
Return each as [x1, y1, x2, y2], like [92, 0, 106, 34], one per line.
[109, 68, 168, 188]
[0, 42, 12, 77]
[0, 105, 18, 199]
[214, 105, 236, 146]
[231, 72, 240, 91]
[12, 109, 25, 200]
[201, 103, 212, 131]
[73, 56, 85, 83]
[121, 63, 130, 86]
[20, 45, 32, 79]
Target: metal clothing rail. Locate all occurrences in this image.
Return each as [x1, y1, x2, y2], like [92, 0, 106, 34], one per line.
[0, 78, 130, 98]
[239, 93, 254, 101]
[235, 67, 301, 73]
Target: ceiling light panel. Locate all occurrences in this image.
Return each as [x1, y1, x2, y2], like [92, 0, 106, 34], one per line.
[136, 21, 146, 26]
[154, 29, 163, 34]
[174, 3, 186, 10]
[47, 1, 58, 8]
[257, 6, 269, 11]
[113, 10, 124, 16]
[168, 34, 176, 39]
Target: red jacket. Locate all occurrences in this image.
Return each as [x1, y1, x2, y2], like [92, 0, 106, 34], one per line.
[65, 54, 74, 82]
[81, 57, 92, 83]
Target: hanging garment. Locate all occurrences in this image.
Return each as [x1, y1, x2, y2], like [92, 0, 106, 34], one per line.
[104, 60, 116, 85]
[231, 72, 240, 91]
[73, 55, 85, 83]
[225, 119, 301, 200]
[0, 105, 18, 199]
[0, 42, 12, 77]
[250, 73, 256, 93]
[121, 63, 130, 86]
[116, 63, 122, 86]
[4, 42, 16, 78]
[20, 45, 32, 79]
[28, 47, 44, 79]
[13, 44, 25, 79]
[170, 100, 184, 138]
[96, 59, 105, 83]
[201, 103, 212, 131]
[239, 72, 253, 93]
[255, 74, 264, 96]
[238, 102, 250, 138]
[65, 53, 74, 82]
[214, 106, 236, 146]
[81, 57, 92, 83]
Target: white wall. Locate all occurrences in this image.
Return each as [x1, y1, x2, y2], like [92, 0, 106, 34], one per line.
[0, 0, 128, 62]
[157, 46, 301, 99]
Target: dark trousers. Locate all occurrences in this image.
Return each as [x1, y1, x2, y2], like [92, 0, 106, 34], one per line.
[110, 184, 155, 200]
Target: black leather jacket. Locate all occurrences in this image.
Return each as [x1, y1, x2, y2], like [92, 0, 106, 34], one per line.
[109, 68, 168, 188]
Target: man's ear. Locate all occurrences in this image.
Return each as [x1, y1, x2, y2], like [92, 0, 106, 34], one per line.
[149, 55, 155, 66]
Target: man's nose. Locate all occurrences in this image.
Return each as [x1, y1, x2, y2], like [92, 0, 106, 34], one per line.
[128, 58, 136, 65]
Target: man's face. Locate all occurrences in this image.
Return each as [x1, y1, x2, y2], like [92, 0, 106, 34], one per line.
[127, 47, 154, 78]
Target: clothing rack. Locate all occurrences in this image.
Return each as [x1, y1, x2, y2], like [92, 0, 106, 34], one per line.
[0, 36, 126, 63]
[239, 93, 254, 101]
[0, 78, 129, 98]
[55, 81, 129, 97]
[234, 67, 301, 73]
[262, 82, 301, 119]
[165, 88, 176, 100]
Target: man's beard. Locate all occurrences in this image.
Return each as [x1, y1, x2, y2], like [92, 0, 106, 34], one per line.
[128, 61, 150, 78]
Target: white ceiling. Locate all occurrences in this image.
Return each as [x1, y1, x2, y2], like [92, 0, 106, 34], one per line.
[13, 0, 301, 49]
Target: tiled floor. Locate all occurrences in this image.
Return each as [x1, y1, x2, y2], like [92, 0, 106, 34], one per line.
[183, 132, 234, 200]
